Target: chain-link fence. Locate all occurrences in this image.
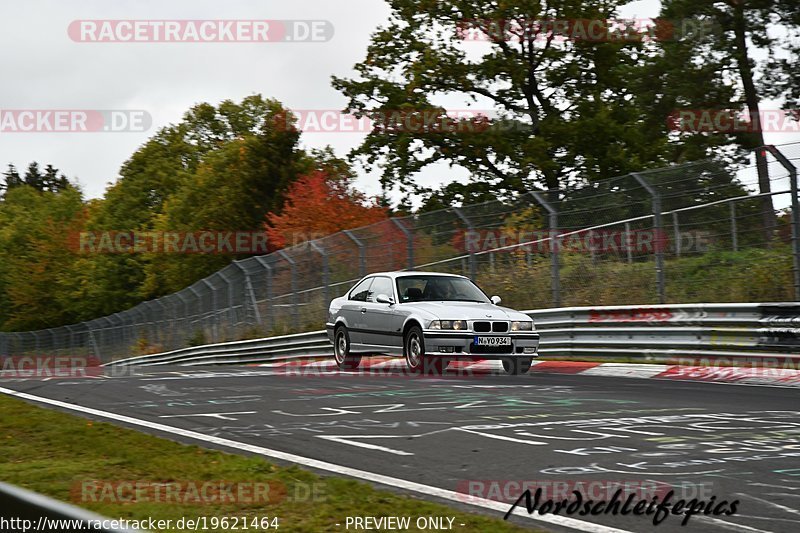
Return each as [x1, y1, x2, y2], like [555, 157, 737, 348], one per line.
[1, 143, 798, 362]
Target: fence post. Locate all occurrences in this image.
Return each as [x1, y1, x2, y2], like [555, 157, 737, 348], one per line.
[452, 207, 477, 280]
[391, 218, 414, 270]
[632, 172, 665, 304]
[730, 201, 738, 252]
[343, 230, 366, 277]
[624, 222, 633, 264]
[672, 211, 681, 257]
[763, 145, 800, 298]
[254, 257, 273, 331]
[235, 261, 262, 327]
[309, 240, 330, 320]
[531, 191, 561, 307]
[216, 271, 236, 340]
[201, 280, 218, 343]
[278, 250, 299, 325]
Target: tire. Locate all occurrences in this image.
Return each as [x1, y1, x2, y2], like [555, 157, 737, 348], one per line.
[404, 326, 449, 375]
[333, 326, 361, 370]
[502, 357, 533, 375]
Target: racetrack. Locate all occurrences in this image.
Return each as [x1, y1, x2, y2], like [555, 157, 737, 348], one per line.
[2, 362, 800, 533]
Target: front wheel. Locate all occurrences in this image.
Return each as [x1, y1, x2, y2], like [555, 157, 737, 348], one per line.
[502, 357, 533, 375]
[405, 326, 448, 375]
[334, 326, 361, 370]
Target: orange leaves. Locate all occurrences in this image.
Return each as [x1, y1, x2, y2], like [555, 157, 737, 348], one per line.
[265, 171, 387, 249]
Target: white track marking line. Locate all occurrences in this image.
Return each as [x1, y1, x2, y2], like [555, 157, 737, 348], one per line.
[0, 386, 630, 533]
[734, 493, 800, 516]
[316, 435, 415, 456]
[696, 516, 773, 533]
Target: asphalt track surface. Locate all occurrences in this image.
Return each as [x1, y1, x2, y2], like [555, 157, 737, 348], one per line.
[3, 362, 800, 533]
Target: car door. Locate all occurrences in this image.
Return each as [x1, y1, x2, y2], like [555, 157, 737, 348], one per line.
[361, 276, 402, 349]
[340, 276, 373, 346]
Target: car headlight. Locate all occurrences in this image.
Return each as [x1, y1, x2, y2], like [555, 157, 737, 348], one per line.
[511, 321, 534, 331]
[429, 320, 467, 330]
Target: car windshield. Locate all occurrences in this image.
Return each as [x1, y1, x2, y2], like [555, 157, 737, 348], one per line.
[396, 275, 490, 303]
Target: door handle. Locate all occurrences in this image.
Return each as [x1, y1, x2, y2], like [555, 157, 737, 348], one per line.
[361, 307, 367, 313]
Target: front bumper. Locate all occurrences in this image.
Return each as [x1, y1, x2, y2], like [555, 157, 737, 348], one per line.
[422, 330, 539, 358]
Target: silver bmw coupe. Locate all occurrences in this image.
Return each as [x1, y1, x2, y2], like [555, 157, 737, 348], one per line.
[326, 271, 539, 374]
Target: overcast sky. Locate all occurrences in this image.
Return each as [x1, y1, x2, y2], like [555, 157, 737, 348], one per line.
[0, 0, 796, 204]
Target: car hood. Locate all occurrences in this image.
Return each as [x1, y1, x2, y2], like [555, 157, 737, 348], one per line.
[407, 301, 530, 321]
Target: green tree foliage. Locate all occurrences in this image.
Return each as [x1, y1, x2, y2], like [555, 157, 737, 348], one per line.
[333, 0, 728, 207]
[658, 0, 800, 235]
[0, 184, 86, 330]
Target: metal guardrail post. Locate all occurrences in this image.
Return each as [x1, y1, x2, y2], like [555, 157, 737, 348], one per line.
[730, 201, 738, 252]
[763, 145, 800, 299]
[391, 218, 414, 270]
[278, 250, 299, 324]
[531, 191, 561, 307]
[632, 172, 665, 304]
[452, 207, 477, 280]
[309, 240, 330, 319]
[343, 230, 366, 277]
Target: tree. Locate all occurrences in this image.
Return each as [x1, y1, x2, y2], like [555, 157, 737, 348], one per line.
[77, 95, 310, 306]
[1, 164, 22, 197]
[0, 185, 86, 330]
[265, 170, 389, 249]
[24, 162, 44, 191]
[333, 0, 722, 206]
[659, 0, 800, 239]
[42, 164, 70, 193]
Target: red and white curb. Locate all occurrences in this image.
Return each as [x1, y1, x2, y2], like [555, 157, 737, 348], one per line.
[254, 358, 800, 388]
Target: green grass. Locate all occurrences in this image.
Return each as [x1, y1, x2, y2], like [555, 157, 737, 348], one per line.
[0, 395, 534, 532]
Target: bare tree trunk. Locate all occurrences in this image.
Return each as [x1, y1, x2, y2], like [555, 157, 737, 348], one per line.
[732, 2, 775, 243]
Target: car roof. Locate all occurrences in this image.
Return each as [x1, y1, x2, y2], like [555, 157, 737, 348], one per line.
[366, 271, 467, 279]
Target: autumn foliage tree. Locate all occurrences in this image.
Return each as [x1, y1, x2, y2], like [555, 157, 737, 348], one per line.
[265, 171, 388, 248]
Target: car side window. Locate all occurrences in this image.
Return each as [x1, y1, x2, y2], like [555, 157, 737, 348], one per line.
[397, 278, 426, 302]
[368, 277, 394, 302]
[349, 277, 373, 301]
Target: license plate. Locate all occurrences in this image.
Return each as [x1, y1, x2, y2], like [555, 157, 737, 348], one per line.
[474, 336, 511, 346]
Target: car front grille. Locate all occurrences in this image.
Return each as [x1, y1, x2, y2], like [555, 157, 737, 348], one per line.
[473, 321, 491, 332]
[472, 321, 509, 333]
[492, 322, 509, 332]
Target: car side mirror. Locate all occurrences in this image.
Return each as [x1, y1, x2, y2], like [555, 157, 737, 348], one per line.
[490, 295, 502, 305]
[376, 294, 394, 304]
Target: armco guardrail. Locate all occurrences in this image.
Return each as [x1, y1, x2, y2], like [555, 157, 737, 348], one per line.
[0, 481, 141, 533]
[108, 302, 800, 368]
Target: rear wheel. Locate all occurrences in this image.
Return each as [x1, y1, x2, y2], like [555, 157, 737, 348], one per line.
[502, 357, 532, 375]
[405, 326, 448, 375]
[334, 326, 361, 370]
